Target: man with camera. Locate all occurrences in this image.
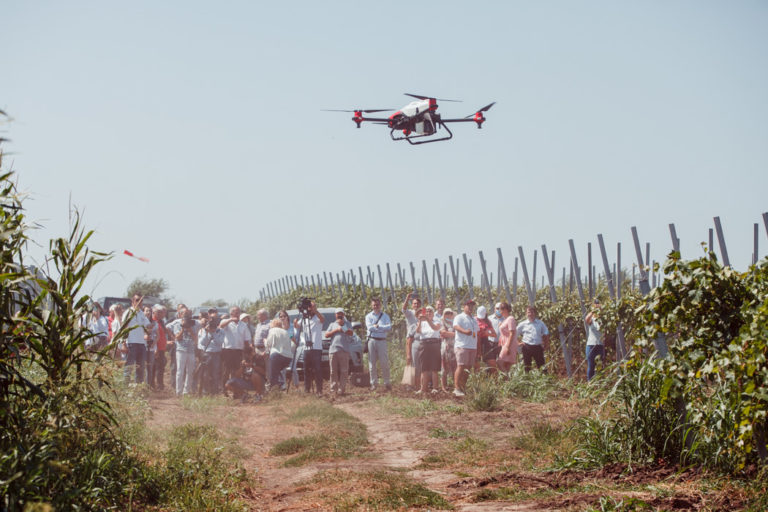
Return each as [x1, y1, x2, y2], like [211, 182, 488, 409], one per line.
[365, 298, 392, 391]
[293, 300, 325, 395]
[220, 306, 253, 389]
[197, 316, 224, 395]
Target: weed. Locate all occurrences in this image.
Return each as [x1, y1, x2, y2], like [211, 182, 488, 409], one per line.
[586, 496, 655, 511]
[465, 371, 501, 411]
[430, 427, 469, 439]
[328, 470, 454, 511]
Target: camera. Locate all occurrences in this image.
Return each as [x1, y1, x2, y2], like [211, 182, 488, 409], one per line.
[297, 297, 314, 320]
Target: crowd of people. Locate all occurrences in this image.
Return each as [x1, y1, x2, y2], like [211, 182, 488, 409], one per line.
[84, 292, 604, 400]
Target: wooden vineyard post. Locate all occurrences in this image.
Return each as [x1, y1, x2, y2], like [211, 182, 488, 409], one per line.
[517, 247, 535, 307]
[542, 244, 572, 377]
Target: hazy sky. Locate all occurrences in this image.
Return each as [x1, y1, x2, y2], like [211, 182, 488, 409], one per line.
[3, 1, 767, 306]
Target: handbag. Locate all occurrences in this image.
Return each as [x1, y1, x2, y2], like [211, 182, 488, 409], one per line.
[401, 364, 417, 387]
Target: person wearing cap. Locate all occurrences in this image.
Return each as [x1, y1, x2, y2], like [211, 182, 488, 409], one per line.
[477, 306, 499, 373]
[402, 292, 423, 387]
[452, 299, 479, 397]
[516, 306, 550, 373]
[585, 300, 604, 381]
[325, 308, 353, 395]
[366, 298, 392, 391]
[416, 305, 442, 394]
[440, 308, 457, 392]
[496, 303, 518, 372]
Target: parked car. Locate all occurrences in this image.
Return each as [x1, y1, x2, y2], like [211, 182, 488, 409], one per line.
[95, 296, 163, 314]
[282, 307, 364, 381]
[191, 306, 229, 319]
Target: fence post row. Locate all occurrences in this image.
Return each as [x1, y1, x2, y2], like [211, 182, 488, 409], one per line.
[262, 214, 764, 372]
[542, 244, 572, 377]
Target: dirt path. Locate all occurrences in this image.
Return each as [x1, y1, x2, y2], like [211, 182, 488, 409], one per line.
[146, 392, 729, 511]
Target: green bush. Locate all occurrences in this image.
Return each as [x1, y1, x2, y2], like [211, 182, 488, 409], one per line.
[568, 252, 768, 474]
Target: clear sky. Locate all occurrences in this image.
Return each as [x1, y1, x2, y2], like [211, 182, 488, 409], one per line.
[3, 0, 767, 306]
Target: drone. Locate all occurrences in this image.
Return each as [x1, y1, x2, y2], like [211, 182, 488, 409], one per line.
[324, 93, 496, 145]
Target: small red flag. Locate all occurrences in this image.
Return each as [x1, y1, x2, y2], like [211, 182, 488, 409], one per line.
[123, 250, 149, 263]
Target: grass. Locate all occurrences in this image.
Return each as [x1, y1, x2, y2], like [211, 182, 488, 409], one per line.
[374, 395, 463, 418]
[179, 394, 231, 412]
[313, 469, 454, 511]
[269, 401, 368, 466]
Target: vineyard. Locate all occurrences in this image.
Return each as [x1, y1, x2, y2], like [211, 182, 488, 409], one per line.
[3, 135, 768, 510]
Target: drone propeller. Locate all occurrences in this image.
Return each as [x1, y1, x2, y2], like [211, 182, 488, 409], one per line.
[465, 102, 496, 118]
[404, 93, 462, 103]
[322, 108, 394, 113]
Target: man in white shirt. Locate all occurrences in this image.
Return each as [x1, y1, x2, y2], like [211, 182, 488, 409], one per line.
[294, 301, 325, 395]
[365, 298, 392, 391]
[220, 306, 252, 388]
[516, 306, 550, 373]
[121, 294, 151, 384]
[452, 299, 479, 397]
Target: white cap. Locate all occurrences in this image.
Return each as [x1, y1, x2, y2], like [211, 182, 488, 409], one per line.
[477, 306, 487, 319]
[335, 307, 345, 314]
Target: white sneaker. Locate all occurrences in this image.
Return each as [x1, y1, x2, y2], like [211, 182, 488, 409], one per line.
[453, 389, 465, 397]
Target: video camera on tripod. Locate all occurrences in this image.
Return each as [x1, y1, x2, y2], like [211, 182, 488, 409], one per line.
[298, 297, 314, 319]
